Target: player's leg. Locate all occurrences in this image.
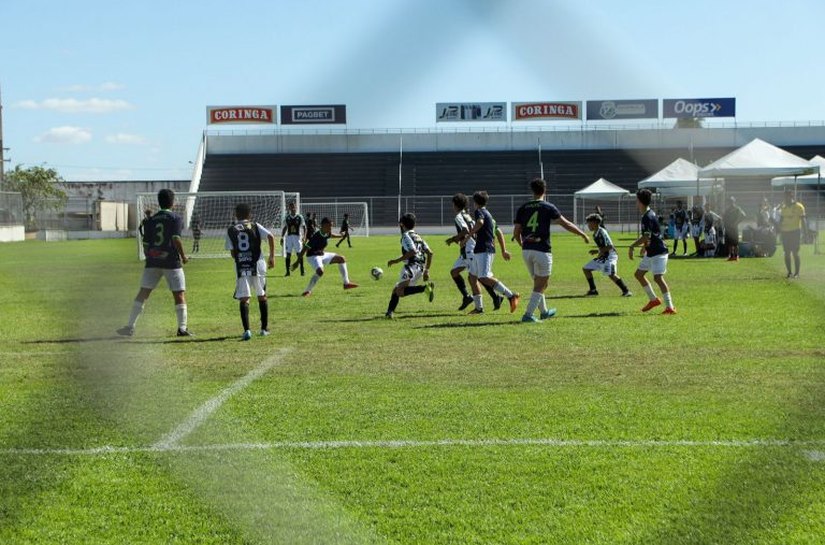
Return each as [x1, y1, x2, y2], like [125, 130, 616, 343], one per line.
[635, 260, 661, 312]
[239, 295, 252, 340]
[386, 277, 411, 317]
[285, 252, 292, 276]
[481, 254, 519, 313]
[303, 255, 324, 296]
[255, 265, 270, 334]
[119, 268, 163, 335]
[582, 258, 599, 295]
[330, 254, 357, 289]
[451, 259, 473, 310]
[467, 258, 484, 313]
[654, 273, 675, 313]
[606, 256, 630, 295]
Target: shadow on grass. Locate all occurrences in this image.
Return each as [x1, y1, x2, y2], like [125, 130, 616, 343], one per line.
[22, 335, 237, 345]
[558, 312, 626, 319]
[415, 320, 525, 329]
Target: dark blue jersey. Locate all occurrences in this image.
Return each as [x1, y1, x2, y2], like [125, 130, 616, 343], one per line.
[304, 215, 317, 237]
[285, 213, 304, 236]
[227, 221, 265, 277]
[641, 209, 668, 257]
[143, 210, 184, 269]
[473, 207, 496, 254]
[514, 200, 561, 253]
[340, 219, 350, 233]
[304, 230, 330, 256]
[674, 208, 688, 227]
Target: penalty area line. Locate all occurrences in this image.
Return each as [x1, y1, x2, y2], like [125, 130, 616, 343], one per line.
[3, 437, 825, 457]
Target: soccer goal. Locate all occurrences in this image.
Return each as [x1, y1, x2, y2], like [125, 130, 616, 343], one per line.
[136, 191, 288, 259]
[300, 201, 370, 237]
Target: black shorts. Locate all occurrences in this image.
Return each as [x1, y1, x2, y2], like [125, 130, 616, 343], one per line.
[781, 230, 801, 253]
[724, 229, 739, 246]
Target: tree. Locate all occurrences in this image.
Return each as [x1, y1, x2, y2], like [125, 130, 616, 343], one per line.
[674, 117, 705, 129]
[3, 164, 68, 231]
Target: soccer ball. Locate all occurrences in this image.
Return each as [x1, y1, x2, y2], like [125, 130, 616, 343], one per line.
[371, 266, 384, 280]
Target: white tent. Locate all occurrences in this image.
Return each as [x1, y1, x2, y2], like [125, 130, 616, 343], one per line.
[573, 178, 632, 228]
[699, 138, 818, 179]
[771, 155, 825, 188]
[638, 157, 717, 197]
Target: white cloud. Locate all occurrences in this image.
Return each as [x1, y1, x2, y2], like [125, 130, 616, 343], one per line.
[62, 81, 126, 93]
[105, 133, 148, 145]
[15, 98, 134, 114]
[35, 126, 92, 144]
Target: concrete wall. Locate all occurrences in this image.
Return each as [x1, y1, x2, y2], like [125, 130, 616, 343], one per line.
[0, 225, 24, 242]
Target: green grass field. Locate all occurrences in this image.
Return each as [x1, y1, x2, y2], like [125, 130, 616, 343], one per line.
[1, 233, 824, 544]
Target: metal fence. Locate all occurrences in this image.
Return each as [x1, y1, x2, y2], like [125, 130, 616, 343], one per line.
[0, 192, 24, 226]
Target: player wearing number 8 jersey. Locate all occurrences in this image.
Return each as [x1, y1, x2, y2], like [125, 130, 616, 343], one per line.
[513, 178, 590, 322]
[226, 203, 276, 341]
[117, 189, 192, 337]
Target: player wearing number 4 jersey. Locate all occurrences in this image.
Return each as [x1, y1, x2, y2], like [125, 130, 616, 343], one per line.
[117, 189, 192, 337]
[513, 178, 590, 323]
[629, 189, 676, 314]
[226, 203, 276, 341]
[293, 217, 358, 296]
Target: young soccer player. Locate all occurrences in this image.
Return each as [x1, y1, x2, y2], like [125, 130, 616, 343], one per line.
[281, 201, 305, 276]
[701, 218, 717, 258]
[384, 213, 434, 319]
[467, 191, 519, 314]
[293, 217, 358, 296]
[226, 203, 276, 341]
[513, 178, 590, 322]
[117, 189, 192, 337]
[671, 201, 689, 256]
[191, 220, 202, 253]
[582, 213, 632, 297]
[335, 213, 352, 248]
[628, 189, 676, 315]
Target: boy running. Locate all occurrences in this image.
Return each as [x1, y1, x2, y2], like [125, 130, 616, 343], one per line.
[385, 213, 434, 318]
[335, 213, 352, 248]
[226, 203, 276, 341]
[628, 189, 676, 314]
[582, 213, 631, 297]
[293, 217, 358, 296]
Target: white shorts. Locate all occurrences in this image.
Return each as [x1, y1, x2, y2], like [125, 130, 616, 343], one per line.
[234, 260, 267, 299]
[675, 224, 689, 240]
[452, 254, 472, 271]
[396, 263, 424, 286]
[141, 267, 186, 292]
[284, 234, 302, 254]
[522, 249, 552, 277]
[307, 252, 337, 271]
[690, 223, 703, 238]
[584, 252, 618, 276]
[638, 253, 668, 275]
[469, 252, 494, 278]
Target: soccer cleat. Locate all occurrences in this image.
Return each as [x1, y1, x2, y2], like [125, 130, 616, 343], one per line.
[116, 325, 135, 337]
[384, 312, 394, 319]
[539, 308, 557, 320]
[508, 293, 520, 313]
[302, 290, 312, 297]
[458, 296, 474, 311]
[425, 281, 435, 302]
[662, 307, 677, 315]
[586, 289, 599, 296]
[492, 294, 503, 311]
[621, 291, 633, 297]
[468, 308, 484, 315]
[521, 314, 539, 323]
[242, 330, 252, 341]
[343, 282, 359, 290]
[641, 298, 662, 312]
[793, 273, 799, 278]
[259, 329, 270, 336]
[176, 328, 193, 337]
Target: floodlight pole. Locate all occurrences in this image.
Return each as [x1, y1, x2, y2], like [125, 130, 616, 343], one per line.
[0, 84, 6, 189]
[397, 136, 403, 220]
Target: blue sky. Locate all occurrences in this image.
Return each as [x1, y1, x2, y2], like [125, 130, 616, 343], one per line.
[2, 0, 824, 181]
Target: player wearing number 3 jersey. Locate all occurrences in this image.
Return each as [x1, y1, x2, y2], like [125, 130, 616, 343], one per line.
[117, 189, 192, 337]
[226, 203, 276, 341]
[513, 178, 590, 323]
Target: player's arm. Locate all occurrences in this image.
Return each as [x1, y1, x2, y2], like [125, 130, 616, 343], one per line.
[445, 227, 469, 246]
[292, 241, 310, 270]
[172, 236, 189, 264]
[280, 224, 287, 245]
[387, 249, 416, 268]
[627, 234, 648, 260]
[495, 227, 511, 261]
[266, 232, 276, 269]
[468, 215, 484, 236]
[512, 223, 524, 248]
[555, 216, 590, 244]
[423, 245, 434, 281]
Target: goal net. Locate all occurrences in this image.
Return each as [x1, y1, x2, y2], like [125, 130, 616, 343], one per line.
[136, 191, 288, 259]
[300, 201, 370, 237]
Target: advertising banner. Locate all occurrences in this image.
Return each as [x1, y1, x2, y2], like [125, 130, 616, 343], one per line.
[280, 105, 347, 124]
[512, 102, 582, 121]
[436, 102, 507, 122]
[586, 99, 658, 120]
[663, 98, 736, 118]
[207, 106, 276, 125]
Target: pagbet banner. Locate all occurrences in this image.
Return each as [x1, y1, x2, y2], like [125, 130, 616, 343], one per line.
[281, 105, 347, 124]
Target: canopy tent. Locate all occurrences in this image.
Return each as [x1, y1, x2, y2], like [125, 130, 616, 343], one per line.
[771, 155, 825, 188]
[573, 178, 632, 230]
[699, 138, 818, 179]
[637, 157, 717, 197]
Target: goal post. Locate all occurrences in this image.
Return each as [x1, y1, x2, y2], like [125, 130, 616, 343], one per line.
[300, 201, 370, 237]
[135, 191, 289, 259]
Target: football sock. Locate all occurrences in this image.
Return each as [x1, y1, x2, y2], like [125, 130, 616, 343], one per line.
[643, 284, 657, 300]
[452, 275, 469, 297]
[299, 257, 305, 275]
[387, 292, 400, 313]
[483, 283, 498, 301]
[613, 277, 629, 293]
[127, 300, 144, 328]
[539, 294, 548, 313]
[240, 302, 250, 331]
[285, 254, 292, 274]
[306, 274, 320, 292]
[493, 281, 514, 299]
[338, 263, 350, 284]
[785, 253, 792, 275]
[525, 292, 542, 317]
[663, 291, 674, 309]
[587, 276, 597, 291]
[473, 294, 483, 310]
[259, 299, 269, 330]
[794, 255, 800, 275]
[403, 286, 426, 296]
[175, 304, 188, 331]
[673, 240, 678, 253]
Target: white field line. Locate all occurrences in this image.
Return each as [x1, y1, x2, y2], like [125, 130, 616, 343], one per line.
[152, 348, 292, 450]
[3, 437, 825, 457]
